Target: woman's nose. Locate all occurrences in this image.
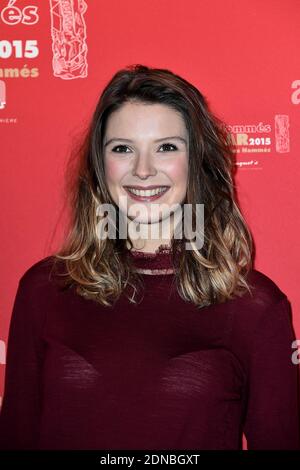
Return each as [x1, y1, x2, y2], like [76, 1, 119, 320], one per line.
[132, 153, 157, 179]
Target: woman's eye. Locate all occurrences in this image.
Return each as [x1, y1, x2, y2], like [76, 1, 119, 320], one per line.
[158, 143, 178, 152]
[111, 145, 131, 153]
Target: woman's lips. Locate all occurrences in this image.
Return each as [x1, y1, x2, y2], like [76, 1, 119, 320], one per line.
[123, 187, 170, 202]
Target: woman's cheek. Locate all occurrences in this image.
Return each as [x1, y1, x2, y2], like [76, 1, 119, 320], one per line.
[105, 160, 125, 185]
[166, 154, 188, 183]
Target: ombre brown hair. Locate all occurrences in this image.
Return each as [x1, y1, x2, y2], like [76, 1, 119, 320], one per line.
[51, 63, 255, 308]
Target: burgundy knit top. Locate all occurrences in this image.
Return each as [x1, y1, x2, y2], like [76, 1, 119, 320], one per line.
[0, 246, 299, 450]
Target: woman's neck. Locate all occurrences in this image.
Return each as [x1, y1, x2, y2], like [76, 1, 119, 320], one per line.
[125, 212, 179, 253]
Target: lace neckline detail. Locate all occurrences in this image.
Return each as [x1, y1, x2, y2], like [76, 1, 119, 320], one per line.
[127, 244, 175, 275]
[129, 244, 172, 257]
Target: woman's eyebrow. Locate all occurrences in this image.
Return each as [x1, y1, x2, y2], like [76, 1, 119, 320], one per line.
[104, 136, 187, 146]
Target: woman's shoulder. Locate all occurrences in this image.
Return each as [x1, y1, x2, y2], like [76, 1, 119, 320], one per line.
[226, 268, 294, 359]
[245, 267, 288, 306]
[227, 267, 291, 337]
[17, 255, 65, 293]
[9, 257, 66, 331]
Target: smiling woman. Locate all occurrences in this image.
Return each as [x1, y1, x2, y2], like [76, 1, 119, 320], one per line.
[103, 101, 189, 246]
[48, 63, 256, 308]
[0, 64, 299, 451]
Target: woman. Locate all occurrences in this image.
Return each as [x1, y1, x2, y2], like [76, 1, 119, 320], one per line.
[0, 64, 299, 450]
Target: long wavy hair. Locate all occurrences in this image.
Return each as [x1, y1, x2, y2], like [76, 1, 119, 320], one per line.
[51, 63, 255, 308]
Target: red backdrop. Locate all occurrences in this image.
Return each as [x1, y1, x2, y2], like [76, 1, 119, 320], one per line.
[0, 0, 299, 450]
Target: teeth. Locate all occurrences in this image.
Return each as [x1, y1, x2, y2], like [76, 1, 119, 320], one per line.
[127, 187, 168, 197]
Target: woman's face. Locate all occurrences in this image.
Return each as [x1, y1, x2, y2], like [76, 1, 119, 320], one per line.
[103, 101, 189, 228]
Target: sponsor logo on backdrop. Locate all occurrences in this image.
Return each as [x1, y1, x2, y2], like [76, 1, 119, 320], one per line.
[0, 39, 39, 59]
[224, 115, 290, 169]
[0, 1, 40, 111]
[49, 0, 88, 79]
[0, 0, 39, 25]
[274, 115, 290, 153]
[0, 81, 6, 109]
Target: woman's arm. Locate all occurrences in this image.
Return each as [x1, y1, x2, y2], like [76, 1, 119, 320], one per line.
[0, 276, 45, 449]
[243, 296, 300, 449]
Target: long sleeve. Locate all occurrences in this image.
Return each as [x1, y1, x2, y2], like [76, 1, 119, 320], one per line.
[0, 276, 46, 449]
[243, 296, 300, 449]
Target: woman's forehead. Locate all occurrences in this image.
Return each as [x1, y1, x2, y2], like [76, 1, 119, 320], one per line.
[105, 102, 187, 139]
